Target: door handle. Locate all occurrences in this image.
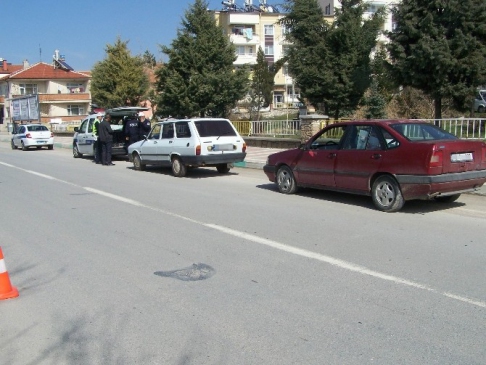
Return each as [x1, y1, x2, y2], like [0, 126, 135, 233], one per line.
[371, 154, 382, 159]
[327, 153, 336, 158]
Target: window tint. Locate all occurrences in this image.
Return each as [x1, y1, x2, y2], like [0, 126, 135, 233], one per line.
[27, 125, 48, 132]
[88, 118, 95, 133]
[391, 123, 457, 141]
[175, 122, 191, 138]
[194, 120, 237, 137]
[342, 126, 383, 150]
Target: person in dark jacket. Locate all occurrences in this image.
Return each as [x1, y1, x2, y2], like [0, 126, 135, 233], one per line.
[138, 112, 151, 140]
[123, 115, 140, 152]
[93, 113, 103, 164]
[98, 113, 115, 166]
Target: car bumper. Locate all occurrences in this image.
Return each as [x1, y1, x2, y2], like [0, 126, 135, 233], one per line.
[263, 165, 277, 181]
[183, 153, 247, 166]
[23, 138, 54, 147]
[396, 170, 486, 199]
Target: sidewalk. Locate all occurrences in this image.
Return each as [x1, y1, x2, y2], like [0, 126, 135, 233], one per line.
[1, 131, 485, 196]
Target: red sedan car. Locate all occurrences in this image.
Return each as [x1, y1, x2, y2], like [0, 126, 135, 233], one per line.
[263, 120, 486, 212]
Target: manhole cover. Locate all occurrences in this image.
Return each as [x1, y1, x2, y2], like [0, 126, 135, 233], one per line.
[154, 263, 215, 281]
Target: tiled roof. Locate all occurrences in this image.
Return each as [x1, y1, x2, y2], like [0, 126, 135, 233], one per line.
[8, 62, 90, 80]
[0, 64, 23, 75]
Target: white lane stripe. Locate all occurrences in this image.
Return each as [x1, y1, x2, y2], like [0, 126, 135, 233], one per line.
[3, 161, 486, 308]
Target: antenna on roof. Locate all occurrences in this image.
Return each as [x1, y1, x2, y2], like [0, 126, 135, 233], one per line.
[39, 44, 42, 63]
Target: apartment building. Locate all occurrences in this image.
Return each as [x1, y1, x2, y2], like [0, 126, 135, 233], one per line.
[214, 1, 300, 109]
[0, 51, 91, 127]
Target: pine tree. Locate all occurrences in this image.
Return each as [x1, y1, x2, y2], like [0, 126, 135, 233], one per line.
[91, 38, 149, 108]
[248, 47, 275, 120]
[155, 0, 249, 118]
[281, 0, 385, 119]
[387, 0, 486, 119]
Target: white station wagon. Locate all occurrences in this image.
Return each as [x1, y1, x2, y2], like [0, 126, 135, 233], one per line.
[128, 118, 247, 177]
[11, 124, 54, 151]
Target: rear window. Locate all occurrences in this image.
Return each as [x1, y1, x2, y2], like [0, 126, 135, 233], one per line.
[390, 123, 457, 141]
[194, 120, 237, 137]
[27, 125, 48, 132]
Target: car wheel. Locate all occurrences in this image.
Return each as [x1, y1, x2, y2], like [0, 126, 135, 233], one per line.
[73, 145, 83, 158]
[21, 141, 28, 151]
[216, 164, 231, 174]
[133, 154, 146, 171]
[11, 140, 17, 150]
[48, 145, 53, 150]
[371, 175, 404, 212]
[36, 146, 42, 150]
[478, 106, 485, 113]
[277, 165, 298, 194]
[171, 156, 187, 177]
[434, 194, 461, 203]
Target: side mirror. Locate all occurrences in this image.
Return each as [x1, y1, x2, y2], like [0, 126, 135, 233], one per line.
[74, 127, 79, 132]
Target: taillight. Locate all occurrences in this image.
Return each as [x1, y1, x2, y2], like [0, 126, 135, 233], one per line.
[242, 142, 247, 153]
[25, 133, 32, 138]
[196, 145, 201, 156]
[428, 145, 443, 173]
[50, 132, 54, 137]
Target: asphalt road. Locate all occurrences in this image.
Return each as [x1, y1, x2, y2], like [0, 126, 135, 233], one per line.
[0, 143, 485, 364]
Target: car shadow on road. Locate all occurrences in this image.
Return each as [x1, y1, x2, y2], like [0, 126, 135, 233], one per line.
[256, 183, 465, 214]
[125, 165, 240, 179]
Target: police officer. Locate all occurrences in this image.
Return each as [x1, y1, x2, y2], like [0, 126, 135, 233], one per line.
[123, 114, 140, 152]
[138, 112, 151, 140]
[93, 113, 103, 164]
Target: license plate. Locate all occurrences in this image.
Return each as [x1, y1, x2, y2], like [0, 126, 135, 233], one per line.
[37, 141, 46, 144]
[451, 152, 473, 162]
[213, 144, 234, 151]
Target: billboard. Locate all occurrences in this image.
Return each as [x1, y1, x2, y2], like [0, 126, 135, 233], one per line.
[11, 94, 39, 122]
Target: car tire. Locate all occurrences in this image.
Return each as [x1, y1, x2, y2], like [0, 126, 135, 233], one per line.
[48, 145, 53, 150]
[133, 154, 146, 171]
[371, 175, 404, 212]
[36, 146, 42, 149]
[216, 164, 231, 174]
[21, 141, 28, 151]
[11, 140, 17, 150]
[73, 145, 83, 158]
[171, 156, 187, 177]
[277, 165, 298, 194]
[434, 194, 461, 203]
[478, 106, 485, 113]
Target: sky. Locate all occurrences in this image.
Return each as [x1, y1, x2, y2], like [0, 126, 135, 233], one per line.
[0, 0, 250, 71]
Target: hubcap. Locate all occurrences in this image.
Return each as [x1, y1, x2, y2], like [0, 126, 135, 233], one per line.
[376, 182, 395, 207]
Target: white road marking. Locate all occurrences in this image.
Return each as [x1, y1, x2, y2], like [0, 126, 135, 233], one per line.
[2, 161, 486, 309]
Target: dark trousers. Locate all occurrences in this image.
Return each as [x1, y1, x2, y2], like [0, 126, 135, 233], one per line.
[101, 141, 112, 165]
[94, 140, 102, 163]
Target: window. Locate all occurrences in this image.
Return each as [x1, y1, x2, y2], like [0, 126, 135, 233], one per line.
[282, 45, 290, 56]
[264, 45, 274, 55]
[175, 122, 191, 139]
[325, 4, 331, 15]
[264, 25, 274, 36]
[236, 46, 246, 55]
[391, 123, 457, 141]
[194, 120, 237, 137]
[68, 105, 85, 116]
[162, 123, 174, 139]
[67, 83, 84, 93]
[148, 124, 161, 140]
[247, 46, 255, 55]
[19, 84, 38, 95]
[281, 25, 289, 36]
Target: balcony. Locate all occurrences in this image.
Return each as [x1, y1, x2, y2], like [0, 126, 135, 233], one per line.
[230, 33, 260, 46]
[37, 93, 90, 103]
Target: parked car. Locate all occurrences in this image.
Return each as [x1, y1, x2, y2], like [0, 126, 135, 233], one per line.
[473, 90, 486, 113]
[72, 106, 149, 158]
[128, 118, 247, 177]
[263, 120, 486, 212]
[11, 124, 54, 151]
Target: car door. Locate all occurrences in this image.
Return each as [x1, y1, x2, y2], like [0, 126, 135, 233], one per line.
[334, 125, 384, 192]
[294, 124, 347, 187]
[138, 124, 162, 163]
[156, 122, 175, 164]
[76, 119, 90, 154]
[13, 126, 25, 147]
[172, 121, 193, 158]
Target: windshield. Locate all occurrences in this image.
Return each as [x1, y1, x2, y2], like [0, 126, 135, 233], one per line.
[480, 91, 486, 101]
[390, 123, 457, 141]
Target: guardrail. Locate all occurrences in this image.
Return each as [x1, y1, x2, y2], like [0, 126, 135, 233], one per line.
[232, 118, 486, 139]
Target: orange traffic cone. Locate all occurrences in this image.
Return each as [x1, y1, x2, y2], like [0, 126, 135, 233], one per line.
[0, 247, 19, 300]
